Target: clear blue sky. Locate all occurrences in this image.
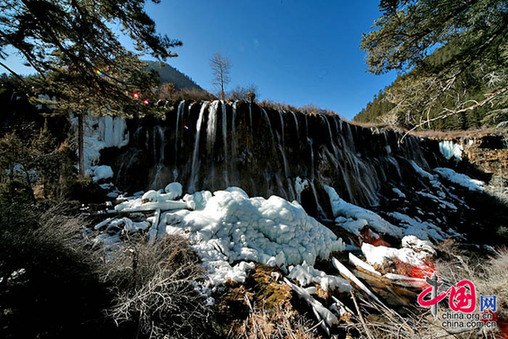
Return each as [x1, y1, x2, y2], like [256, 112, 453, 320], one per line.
[3, 0, 397, 120]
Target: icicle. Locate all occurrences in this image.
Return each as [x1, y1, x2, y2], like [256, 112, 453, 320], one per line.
[290, 111, 299, 136]
[231, 102, 237, 179]
[206, 100, 219, 153]
[174, 100, 185, 170]
[222, 101, 228, 186]
[104, 116, 113, 146]
[189, 102, 208, 192]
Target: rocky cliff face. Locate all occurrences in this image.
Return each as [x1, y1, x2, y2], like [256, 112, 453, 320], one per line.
[100, 101, 440, 209]
[94, 100, 507, 244]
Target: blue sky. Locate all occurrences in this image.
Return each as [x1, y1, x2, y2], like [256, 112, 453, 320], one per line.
[140, 0, 398, 120]
[3, 0, 397, 120]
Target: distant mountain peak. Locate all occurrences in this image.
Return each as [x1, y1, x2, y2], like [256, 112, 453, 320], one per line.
[145, 61, 202, 90]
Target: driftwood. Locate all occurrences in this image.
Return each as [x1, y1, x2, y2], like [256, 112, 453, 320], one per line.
[332, 257, 387, 308]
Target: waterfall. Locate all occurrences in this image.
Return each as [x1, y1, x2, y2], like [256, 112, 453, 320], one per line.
[150, 126, 165, 189]
[206, 101, 219, 153]
[260, 108, 274, 139]
[291, 111, 299, 137]
[222, 101, 228, 186]
[278, 111, 289, 177]
[231, 102, 237, 179]
[188, 102, 208, 192]
[104, 101, 446, 220]
[173, 100, 185, 178]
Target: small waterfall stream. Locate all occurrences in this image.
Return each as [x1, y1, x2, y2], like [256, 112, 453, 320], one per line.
[105, 100, 444, 218]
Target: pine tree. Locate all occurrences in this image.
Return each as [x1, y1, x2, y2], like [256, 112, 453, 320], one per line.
[0, 0, 181, 175]
[361, 0, 508, 131]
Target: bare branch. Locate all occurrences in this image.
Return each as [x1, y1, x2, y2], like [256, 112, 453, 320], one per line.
[399, 84, 508, 143]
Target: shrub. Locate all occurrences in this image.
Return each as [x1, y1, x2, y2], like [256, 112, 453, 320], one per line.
[0, 204, 117, 339]
[101, 234, 216, 338]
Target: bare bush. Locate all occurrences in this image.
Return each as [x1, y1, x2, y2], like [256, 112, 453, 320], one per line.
[171, 88, 216, 102]
[100, 235, 215, 338]
[0, 203, 119, 338]
[233, 302, 320, 339]
[228, 84, 258, 102]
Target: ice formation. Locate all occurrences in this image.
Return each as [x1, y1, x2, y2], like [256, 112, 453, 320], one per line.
[439, 140, 464, 160]
[288, 262, 351, 293]
[434, 167, 485, 191]
[324, 185, 403, 238]
[361, 235, 435, 267]
[162, 187, 345, 289]
[102, 185, 346, 295]
[83, 115, 129, 169]
[88, 165, 113, 182]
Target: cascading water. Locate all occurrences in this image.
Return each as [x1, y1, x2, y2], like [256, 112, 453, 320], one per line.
[150, 126, 166, 189]
[231, 102, 237, 180]
[104, 100, 448, 219]
[173, 100, 185, 179]
[188, 101, 208, 192]
[222, 101, 228, 186]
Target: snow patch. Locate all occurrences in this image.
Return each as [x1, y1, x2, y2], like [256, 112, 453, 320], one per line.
[88, 165, 113, 181]
[361, 236, 435, 267]
[324, 185, 403, 238]
[387, 212, 447, 241]
[434, 168, 485, 191]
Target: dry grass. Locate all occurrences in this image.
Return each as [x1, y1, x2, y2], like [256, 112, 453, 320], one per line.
[437, 248, 508, 323]
[233, 302, 321, 339]
[100, 235, 215, 338]
[344, 249, 508, 339]
[258, 100, 337, 116]
[410, 128, 505, 140]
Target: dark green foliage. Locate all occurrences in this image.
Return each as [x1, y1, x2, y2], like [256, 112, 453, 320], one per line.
[1, 0, 182, 120]
[354, 87, 395, 124]
[358, 0, 508, 130]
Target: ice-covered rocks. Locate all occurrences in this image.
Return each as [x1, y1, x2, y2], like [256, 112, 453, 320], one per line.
[115, 189, 192, 212]
[324, 185, 403, 238]
[361, 235, 436, 268]
[434, 167, 485, 191]
[162, 187, 345, 288]
[288, 262, 351, 294]
[88, 165, 114, 182]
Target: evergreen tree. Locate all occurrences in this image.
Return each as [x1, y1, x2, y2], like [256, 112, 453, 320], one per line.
[0, 0, 181, 175]
[360, 0, 508, 130]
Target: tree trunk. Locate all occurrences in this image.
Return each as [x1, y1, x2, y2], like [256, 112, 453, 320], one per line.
[78, 112, 85, 177]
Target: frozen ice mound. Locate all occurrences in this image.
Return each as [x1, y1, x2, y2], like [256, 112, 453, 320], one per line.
[162, 186, 346, 288]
